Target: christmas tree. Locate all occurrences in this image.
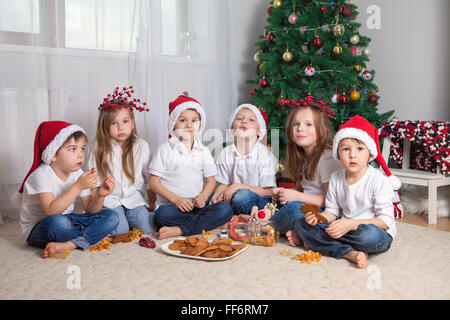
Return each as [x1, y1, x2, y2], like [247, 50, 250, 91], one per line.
[247, 0, 394, 158]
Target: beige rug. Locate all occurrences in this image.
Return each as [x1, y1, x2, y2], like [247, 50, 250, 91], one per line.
[0, 217, 449, 300]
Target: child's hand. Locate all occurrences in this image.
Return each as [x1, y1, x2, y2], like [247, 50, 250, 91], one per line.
[77, 169, 97, 190]
[98, 176, 115, 197]
[174, 196, 194, 213]
[209, 194, 224, 205]
[193, 193, 207, 208]
[325, 218, 355, 239]
[222, 183, 242, 203]
[304, 211, 319, 226]
[273, 187, 298, 205]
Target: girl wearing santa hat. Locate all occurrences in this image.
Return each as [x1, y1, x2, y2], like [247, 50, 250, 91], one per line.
[270, 100, 343, 245]
[210, 104, 278, 220]
[15, 121, 119, 258]
[291, 115, 400, 268]
[85, 86, 157, 237]
[148, 93, 233, 239]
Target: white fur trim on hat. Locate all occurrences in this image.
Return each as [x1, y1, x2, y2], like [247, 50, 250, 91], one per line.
[228, 104, 267, 143]
[167, 101, 206, 137]
[41, 124, 86, 164]
[332, 127, 377, 160]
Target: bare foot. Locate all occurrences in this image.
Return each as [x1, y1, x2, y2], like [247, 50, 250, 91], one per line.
[285, 230, 308, 249]
[158, 226, 184, 240]
[217, 215, 240, 229]
[42, 241, 77, 258]
[344, 251, 368, 269]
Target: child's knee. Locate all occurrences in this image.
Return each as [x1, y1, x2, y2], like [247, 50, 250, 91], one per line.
[46, 214, 72, 232]
[231, 188, 253, 204]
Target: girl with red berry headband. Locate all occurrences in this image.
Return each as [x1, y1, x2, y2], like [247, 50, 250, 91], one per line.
[85, 86, 157, 238]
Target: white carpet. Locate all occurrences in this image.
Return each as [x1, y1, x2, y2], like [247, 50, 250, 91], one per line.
[0, 217, 449, 300]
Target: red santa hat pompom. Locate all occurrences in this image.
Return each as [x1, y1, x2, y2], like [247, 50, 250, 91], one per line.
[228, 104, 268, 143]
[332, 115, 402, 190]
[168, 92, 205, 137]
[12, 121, 86, 204]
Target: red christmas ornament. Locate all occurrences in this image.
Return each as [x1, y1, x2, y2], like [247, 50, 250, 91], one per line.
[267, 7, 272, 15]
[249, 88, 256, 96]
[368, 95, 379, 104]
[313, 38, 323, 48]
[259, 78, 268, 88]
[277, 97, 286, 107]
[266, 33, 274, 43]
[343, 6, 353, 17]
[339, 95, 349, 104]
[338, 5, 345, 13]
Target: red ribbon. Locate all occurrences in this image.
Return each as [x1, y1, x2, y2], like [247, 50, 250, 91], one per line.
[393, 202, 402, 219]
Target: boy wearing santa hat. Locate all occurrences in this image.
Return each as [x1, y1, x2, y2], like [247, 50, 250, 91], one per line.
[289, 115, 400, 269]
[210, 104, 278, 220]
[15, 121, 119, 258]
[148, 93, 233, 239]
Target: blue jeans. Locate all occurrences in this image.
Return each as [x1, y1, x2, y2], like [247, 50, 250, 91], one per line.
[231, 189, 273, 215]
[269, 201, 308, 234]
[26, 208, 119, 250]
[294, 218, 393, 259]
[154, 194, 233, 236]
[111, 205, 157, 235]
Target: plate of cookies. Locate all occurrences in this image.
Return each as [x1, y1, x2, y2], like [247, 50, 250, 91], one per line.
[161, 236, 248, 261]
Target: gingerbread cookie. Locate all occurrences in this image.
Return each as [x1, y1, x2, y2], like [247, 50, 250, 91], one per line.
[300, 203, 328, 224]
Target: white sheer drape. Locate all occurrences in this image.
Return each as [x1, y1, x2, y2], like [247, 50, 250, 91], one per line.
[0, 0, 237, 221]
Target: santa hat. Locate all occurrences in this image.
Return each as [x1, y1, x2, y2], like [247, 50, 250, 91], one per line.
[17, 121, 86, 194]
[228, 104, 268, 143]
[332, 115, 402, 190]
[167, 92, 205, 137]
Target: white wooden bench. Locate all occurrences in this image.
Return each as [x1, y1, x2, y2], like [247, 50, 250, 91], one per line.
[382, 136, 450, 224]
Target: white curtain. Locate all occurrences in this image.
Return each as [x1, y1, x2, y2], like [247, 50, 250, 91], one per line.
[0, 0, 237, 221]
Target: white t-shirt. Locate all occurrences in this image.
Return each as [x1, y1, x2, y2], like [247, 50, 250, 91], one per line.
[149, 136, 217, 208]
[325, 166, 397, 239]
[300, 149, 343, 195]
[215, 142, 277, 188]
[19, 164, 91, 239]
[85, 137, 151, 209]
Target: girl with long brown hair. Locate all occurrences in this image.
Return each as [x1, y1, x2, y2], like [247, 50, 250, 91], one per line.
[270, 103, 342, 247]
[85, 86, 156, 236]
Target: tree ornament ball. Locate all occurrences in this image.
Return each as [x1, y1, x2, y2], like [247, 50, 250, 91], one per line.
[267, 33, 275, 42]
[333, 45, 343, 55]
[339, 94, 349, 104]
[350, 34, 360, 45]
[249, 88, 256, 96]
[333, 24, 345, 36]
[368, 94, 379, 104]
[350, 90, 361, 101]
[253, 52, 261, 63]
[313, 38, 323, 48]
[259, 78, 268, 88]
[331, 92, 340, 104]
[283, 50, 293, 62]
[273, 0, 282, 9]
[362, 47, 371, 56]
[343, 6, 353, 17]
[353, 65, 362, 72]
[288, 14, 298, 24]
[362, 70, 373, 80]
[304, 66, 315, 76]
[277, 97, 286, 107]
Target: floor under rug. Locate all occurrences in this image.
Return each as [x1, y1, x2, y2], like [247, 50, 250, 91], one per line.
[0, 217, 449, 300]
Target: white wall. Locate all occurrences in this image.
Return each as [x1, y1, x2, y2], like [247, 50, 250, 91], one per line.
[234, 0, 450, 121]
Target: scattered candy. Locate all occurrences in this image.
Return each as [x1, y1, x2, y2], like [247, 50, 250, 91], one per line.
[281, 248, 322, 264]
[50, 248, 70, 259]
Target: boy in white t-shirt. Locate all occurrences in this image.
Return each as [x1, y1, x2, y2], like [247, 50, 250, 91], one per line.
[15, 121, 119, 258]
[149, 93, 233, 239]
[210, 104, 278, 219]
[291, 115, 401, 268]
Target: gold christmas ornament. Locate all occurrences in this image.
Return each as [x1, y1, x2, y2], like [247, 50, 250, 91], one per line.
[332, 24, 345, 36]
[273, 0, 282, 9]
[350, 90, 361, 101]
[282, 50, 293, 62]
[333, 45, 343, 54]
[349, 34, 360, 44]
[258, 62, 264, 71]
[254, 52, 261, 63]
[353, 65, 362, 72]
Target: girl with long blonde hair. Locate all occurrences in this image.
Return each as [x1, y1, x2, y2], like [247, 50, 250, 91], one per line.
[270, 102, 342, 247]
[85, 86, 156, 236]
